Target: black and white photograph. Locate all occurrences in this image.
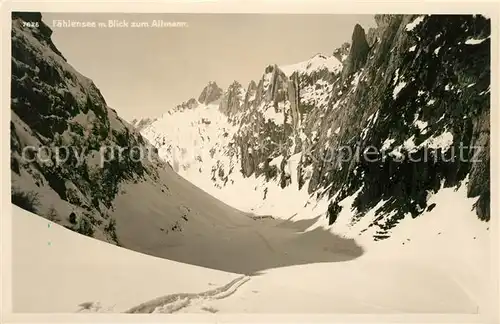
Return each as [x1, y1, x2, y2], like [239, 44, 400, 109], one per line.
[4, 3, 496, 319]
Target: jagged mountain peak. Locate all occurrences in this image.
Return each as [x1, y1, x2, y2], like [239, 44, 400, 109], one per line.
[352, 23, 366, 35]
[219, 80, 247, 117]
[227, 80, 243, 91]
[341, 21, 370, 79]
[198, 81, 223, 105]
[247, 80, 257, 91]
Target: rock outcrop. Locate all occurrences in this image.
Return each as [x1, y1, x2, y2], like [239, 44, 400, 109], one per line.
[341, 24, 370, 80]
[10, 12, 174, 244]
[198, 81, 223, 105]
[219, 81, 245, 117]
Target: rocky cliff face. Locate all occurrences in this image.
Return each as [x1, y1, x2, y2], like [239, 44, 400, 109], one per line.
[321, 15, 490, 235]
[219, 81, 246, 117]
[198, 81, 223, 105]
[341, 24, 370, 80]
[142, 14, 490, 240]
[10, 12, 181, 244]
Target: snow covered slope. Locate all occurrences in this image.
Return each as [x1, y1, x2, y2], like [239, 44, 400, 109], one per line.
[12, 182, 489, 313]
[279, 53, 343, 77]
[12, 206, 240, 313]
[155, 181, 489, 314]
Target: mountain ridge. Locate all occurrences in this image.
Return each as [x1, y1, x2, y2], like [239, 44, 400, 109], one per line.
[141, 14, 490, 241]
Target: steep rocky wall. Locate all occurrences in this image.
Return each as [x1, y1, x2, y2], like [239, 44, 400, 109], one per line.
[198, 81, 223, 104]
[212, 14, 490, 237]
[322, 15, 490, 236]
[10, 12, 167, 243]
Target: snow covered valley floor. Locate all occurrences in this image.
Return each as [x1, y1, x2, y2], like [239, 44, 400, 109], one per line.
[12, 182, 489, 314]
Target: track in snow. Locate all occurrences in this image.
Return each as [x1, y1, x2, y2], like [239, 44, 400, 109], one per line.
[125, 275, 251, 313]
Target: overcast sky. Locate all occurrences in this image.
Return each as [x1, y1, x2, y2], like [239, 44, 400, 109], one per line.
[42, 13, 376, 121]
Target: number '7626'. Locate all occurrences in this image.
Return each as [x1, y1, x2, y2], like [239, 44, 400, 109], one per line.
[22, 21, 39, 28]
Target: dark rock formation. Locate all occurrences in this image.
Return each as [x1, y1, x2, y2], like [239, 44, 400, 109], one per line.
[198, 81, 223, 104]
[366, 28, 378, 47]
[341, 24, 370, 80]
[219, 81, 244, 116]
[12, 12, 66, 60]
[199, 14, 491, 236]
[10, 12, 169, 243]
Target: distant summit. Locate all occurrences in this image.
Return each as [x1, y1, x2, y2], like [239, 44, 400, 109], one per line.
[198, 81, 223, 105]
[278, 53, 343, 77]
